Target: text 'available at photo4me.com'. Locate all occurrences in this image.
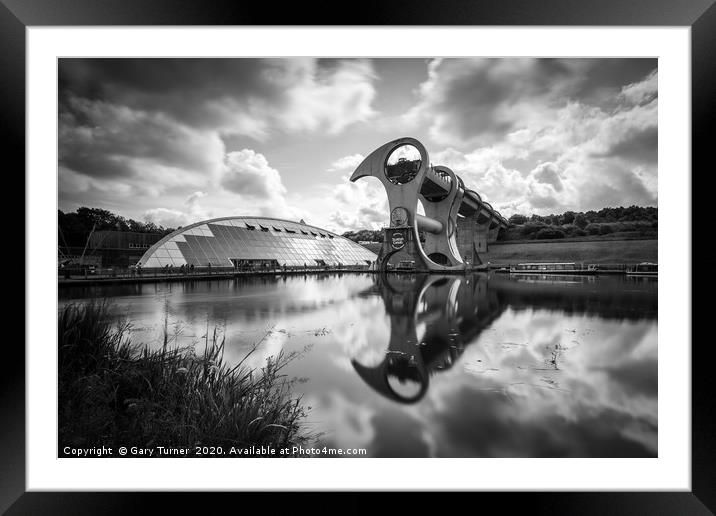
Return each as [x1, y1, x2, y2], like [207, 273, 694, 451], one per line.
[62, 445, 369, 457]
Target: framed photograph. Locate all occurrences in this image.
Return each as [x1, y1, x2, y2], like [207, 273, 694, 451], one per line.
[7, 0, 709, 513]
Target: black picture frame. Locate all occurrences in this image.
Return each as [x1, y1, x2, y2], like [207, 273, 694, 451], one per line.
[5, 0, 709, 513]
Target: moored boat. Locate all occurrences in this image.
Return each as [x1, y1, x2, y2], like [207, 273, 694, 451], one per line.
[626, 262, 658, 277]
[509, 262, 595, 275]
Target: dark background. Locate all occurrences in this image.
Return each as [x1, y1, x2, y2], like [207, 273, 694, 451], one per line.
[3, 0, 711, 514]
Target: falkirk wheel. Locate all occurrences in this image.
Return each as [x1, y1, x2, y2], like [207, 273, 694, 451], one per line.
[351, 137, 509, 272]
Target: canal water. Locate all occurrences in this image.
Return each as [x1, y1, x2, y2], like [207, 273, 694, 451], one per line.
[59, 272, 657, 458]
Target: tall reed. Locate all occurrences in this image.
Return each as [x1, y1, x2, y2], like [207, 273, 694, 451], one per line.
[58, 300, 309, 455]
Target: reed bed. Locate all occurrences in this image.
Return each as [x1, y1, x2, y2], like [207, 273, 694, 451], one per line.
[58, 300, 309, 456]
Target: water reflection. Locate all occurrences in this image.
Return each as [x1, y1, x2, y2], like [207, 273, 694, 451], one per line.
[59, 272, 657, 457]
[353, 273, 656, 406]
[353, 274, 504, 403]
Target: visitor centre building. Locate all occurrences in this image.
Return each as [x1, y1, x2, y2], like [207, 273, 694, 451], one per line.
[137, 216, 377, 269]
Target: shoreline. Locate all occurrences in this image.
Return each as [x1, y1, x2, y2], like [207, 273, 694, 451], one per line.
[481, 238, 657, 266]
[57, 238, 658, 287]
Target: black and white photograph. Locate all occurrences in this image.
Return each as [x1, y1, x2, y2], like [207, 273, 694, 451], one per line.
[56, 56, 660, 459]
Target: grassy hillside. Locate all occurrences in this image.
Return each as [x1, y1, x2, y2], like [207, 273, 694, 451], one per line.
[358, 239, 658, 266]
[482, 239, 657, 265]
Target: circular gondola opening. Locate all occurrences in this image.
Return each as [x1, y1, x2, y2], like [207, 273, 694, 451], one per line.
[428, 252, 450, 265]
[385, 144, 421, 185]
[423, 168, 452, 202]
[385, 355, 425, 401]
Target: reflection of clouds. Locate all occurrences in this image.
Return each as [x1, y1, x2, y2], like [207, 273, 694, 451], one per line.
[368, 409, 431, 457]
[407, 309, 657, 457]
[304, 391, 376, 452]
[331, 297, 389, 367]
[427, 386, 655, 457]
[331, 355, 357, 374]
[620, 417, 657, 455]
[235, 327, 289, 371]
[313, 387, 432, 457]
[283, 275, 372, 308]
[64, 274, 658, 457]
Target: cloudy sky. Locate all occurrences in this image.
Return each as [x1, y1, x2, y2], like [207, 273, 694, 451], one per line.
[58, 58, 657, 232]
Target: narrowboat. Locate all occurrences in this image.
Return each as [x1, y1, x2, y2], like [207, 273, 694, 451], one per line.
[509, 262, 594, 274]
[626, 262, 658, 277]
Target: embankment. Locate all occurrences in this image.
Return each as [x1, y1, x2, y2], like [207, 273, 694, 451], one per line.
[482, 238, 657, 265]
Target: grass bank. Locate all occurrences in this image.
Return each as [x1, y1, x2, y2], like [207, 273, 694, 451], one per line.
[483, 238, 657, 265]
[58, 301, 309, 456]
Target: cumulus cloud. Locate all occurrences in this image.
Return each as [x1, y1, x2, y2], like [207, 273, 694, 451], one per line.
[328, 154, 365, 172]
[327, 174, 388, 232]
[409, 58, 656, 147]
[276, 59, 377, 136]
[185, 190, 207, 205]
[59, 58, 380, 223]
[59, 57, 658, 225]
[143, 190, 212, 228]
[531, 162, 563, 192]
[408, 58, 590, 147]
[600, 127, 658, 164]
[60, 58, 377, 142]
[432, 147, 537, 211]
[217, 149, 309, 221]
[419, 63, 658, 215]
[619, 69, 658, 106]
[59, 96, 225, 184]
[571, 159, 656, 210]
[142, 208, 192, 229]
[221, 149, 287, 200]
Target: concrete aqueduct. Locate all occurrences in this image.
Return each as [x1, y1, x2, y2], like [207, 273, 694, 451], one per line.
[351, 137, 509, 272]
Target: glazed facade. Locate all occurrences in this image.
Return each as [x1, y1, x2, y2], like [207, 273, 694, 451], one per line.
[138, 217, 377, 268]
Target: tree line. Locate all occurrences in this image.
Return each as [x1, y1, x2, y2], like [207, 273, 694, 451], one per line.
[507, 205, 657, 226]
[504, 205, 657, 241]
[341, 206, 657, 243]
[60, 204, 657, 248]
[59, 207, 175, 248]
[341, 229, 384, 243]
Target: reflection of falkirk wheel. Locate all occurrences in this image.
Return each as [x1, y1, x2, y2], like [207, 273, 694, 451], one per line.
[351, 273, 506, 404]
[350, 137, 510, 272]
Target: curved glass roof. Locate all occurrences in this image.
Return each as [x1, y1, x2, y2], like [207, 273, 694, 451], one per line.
[138, 216, 377, 268]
